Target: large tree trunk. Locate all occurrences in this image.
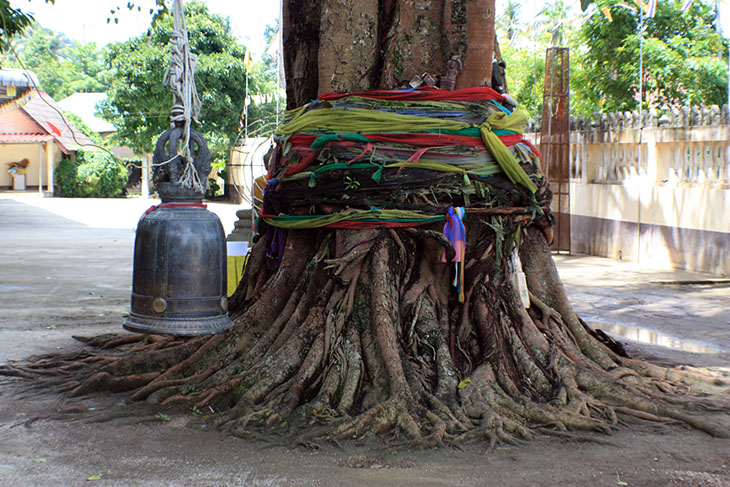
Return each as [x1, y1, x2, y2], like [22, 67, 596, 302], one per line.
[283, 0, 497, 108]
[3, 0, 728, 446]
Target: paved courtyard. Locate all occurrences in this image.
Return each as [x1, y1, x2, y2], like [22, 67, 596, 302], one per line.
[0, 192, 728, 487]
[1, 192, 727, 367]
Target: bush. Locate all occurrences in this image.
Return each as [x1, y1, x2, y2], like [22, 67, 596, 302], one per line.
[55, 157, 82, 197]
[55, 149, 129, 198]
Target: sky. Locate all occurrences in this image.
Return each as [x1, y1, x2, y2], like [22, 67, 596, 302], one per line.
[495, 0, 729, 34]
[9, 0, 281, 57]
[9, 0, 727, 54]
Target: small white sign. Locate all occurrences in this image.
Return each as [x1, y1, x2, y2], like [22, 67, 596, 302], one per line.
[227, 241, 250, 256]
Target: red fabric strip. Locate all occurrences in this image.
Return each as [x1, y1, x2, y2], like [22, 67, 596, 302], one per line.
[318, 86, 506, 103]
[290, 132, 527, 150]
[345, 142, 373, 163]
[144, 202, 207, 216]
[289, 134, 320, 146]
[324, 220, 437, 229]
[282, 150, 320, 177]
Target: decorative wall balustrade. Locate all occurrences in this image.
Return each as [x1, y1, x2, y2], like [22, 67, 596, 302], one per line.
[666, 141, 730, 185]
[593, 142, 648, 182]
[524, 104, 730, 275]
[527, 104, 730, 187]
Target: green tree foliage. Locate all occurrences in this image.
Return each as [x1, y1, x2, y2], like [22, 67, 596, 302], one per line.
[100, 1, 275, 165]
[0, 0, 39, 52]
[2, 24, 111, 99]
[246, 18, 283, 137]
[63, 41, 113, 94]
[536, 0, 573, 47]
[576, 0, 728, 114]
[496, 0, 728, 117]
[497, 0, 522, 46]
[62, 111, 104, 146]
[501, 44, 546, 115]
[55, 149, 128, 198]
[55, 111, 128, 198]
[497, 0, 582, 114]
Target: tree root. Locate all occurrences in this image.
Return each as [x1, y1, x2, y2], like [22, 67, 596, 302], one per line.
[4, 222, 729, 448]
[70, 371, 160, 396]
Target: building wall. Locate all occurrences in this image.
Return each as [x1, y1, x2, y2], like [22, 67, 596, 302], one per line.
[527, 105, 730, 276]
[569, 182, 729, 275]
[0, 142, 61, 189]
[0, 108, 38, 132]
[227, 137, 270, 205]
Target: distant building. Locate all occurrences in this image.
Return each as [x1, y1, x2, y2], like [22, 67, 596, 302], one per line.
[57, 92, 116, 137]
[56, 91, 155, 197]
[0, 69, 93, 193]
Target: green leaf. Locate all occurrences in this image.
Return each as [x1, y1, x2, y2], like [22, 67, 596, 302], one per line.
[155, 412, 170, 421]
[32, 458, 47, 463]
[87, 475, 102, 481]
[457, 378, 472, 389]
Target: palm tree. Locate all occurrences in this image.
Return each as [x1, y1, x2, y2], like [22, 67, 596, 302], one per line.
[498, 0, 523, 45]
[536, 0, 574, 46]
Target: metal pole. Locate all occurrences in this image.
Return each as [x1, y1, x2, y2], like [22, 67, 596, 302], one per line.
[637, 12, 645, 263]
[638, 12, 644, 167]
[244, 72, 249, 141]
[638, 14, 644, 115]
[544, 48, 555, 181]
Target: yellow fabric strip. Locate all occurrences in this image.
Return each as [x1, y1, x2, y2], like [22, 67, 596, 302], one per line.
[226, 255, 248, 296]
[276, 107, 537, 193]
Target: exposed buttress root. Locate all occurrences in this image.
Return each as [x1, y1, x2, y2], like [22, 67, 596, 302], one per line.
[2, 225, 729, 446]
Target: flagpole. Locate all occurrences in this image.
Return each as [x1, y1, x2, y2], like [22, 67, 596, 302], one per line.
[244, 71, 249, 141]
[244, 47, 252, 141]
[637, 8, 645, 262]
[637, 9, 644, 172]
[638, 13, 643, 120]
[276, 50, 280, 127]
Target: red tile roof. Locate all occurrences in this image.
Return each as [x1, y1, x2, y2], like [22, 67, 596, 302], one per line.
[19, 90, 94, 153]
[0, 133, 54, 143]
[0, 89, 94, 153]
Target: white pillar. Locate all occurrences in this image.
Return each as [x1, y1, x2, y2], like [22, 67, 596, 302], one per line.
[643, 128, 657, 182]
[142, 154, 151, 199]
[38, 144, 43, 195]
[46, 141, 54, 196]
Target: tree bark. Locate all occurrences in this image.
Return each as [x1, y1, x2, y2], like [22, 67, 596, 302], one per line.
[455, 0, 495, 88]
[283, 0, 498, 107]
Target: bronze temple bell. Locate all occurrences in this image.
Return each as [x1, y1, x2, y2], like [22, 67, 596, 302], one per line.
[123, 128, 234, 336]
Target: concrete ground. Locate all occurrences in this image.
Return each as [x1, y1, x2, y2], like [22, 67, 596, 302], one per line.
[1, 192, 729, 487]
[553, 253, 730, 369]
[0, 192, 240, 362]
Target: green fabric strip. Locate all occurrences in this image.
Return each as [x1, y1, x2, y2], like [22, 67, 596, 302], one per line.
[276, 107, 537, 193]
[311, 134, 372, 149]
[287, 160, 501, 186]
[263, 209, 445, 229]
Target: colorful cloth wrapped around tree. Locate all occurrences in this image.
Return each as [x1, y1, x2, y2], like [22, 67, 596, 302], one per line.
[258, 86, 550, 273]
[268, 86, 540, 195]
